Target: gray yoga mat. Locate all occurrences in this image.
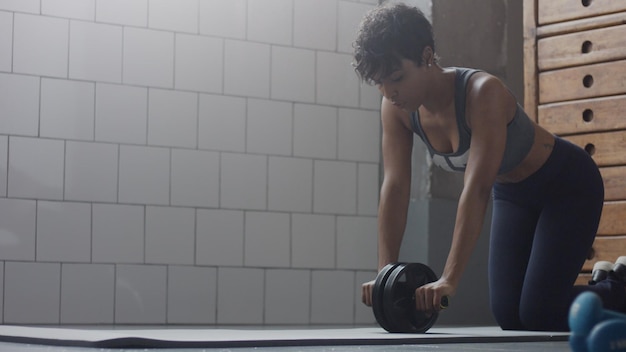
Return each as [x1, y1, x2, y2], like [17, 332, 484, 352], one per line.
[0, 325, 569, 349]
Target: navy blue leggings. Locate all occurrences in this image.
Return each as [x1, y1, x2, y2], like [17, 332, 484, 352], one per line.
[489, 137, 621, 331]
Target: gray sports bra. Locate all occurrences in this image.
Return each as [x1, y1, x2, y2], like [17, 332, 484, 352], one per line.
[409, 68, 535, 175]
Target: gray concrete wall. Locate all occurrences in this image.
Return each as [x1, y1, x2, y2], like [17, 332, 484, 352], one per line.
[398, 0, 524, 326]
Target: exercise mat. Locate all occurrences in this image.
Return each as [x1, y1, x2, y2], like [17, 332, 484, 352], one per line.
[0, 325, 569, 349]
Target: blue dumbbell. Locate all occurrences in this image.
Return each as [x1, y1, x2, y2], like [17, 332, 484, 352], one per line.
[569, 291, 626, 351]
[587, 319, 626, 352]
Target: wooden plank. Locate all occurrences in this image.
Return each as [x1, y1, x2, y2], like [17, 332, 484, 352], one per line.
[539, 60, 626, 103]
[582, 235, 626, 271]
[575, 273, 591, 286]
[538, 12, 626, 38]
[523, 0, 538, 122]
[601, 166, 626, 201]
[539, 0, 626, 25]
[538, 24, 626, 70]
[564, 130, 626, 167]
[538, 95, 626, 135]
[598, 201, 626, 236]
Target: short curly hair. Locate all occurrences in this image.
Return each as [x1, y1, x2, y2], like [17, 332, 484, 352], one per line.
[352, 3, 436, 84]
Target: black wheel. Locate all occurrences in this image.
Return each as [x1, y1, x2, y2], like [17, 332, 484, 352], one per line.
[371, 263, 402, 332]
[382, 262, 439, 333]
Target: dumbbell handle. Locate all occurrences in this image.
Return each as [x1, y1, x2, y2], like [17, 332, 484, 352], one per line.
[569, 292, 626, 336]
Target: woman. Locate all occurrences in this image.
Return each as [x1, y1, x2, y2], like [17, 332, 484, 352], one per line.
[353, 3, 625, 331]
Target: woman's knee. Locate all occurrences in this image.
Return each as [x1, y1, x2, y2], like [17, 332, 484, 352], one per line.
[491, 302, 524, 330]
[519, 301, 568, 331]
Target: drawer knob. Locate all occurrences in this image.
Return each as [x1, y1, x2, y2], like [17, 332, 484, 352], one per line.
[584, 143, 596, 156]
[582, 0, 593, 7]
[581, 40, 593, 54]
[583, 75, 594, 88]
[583, 109, 594, 122]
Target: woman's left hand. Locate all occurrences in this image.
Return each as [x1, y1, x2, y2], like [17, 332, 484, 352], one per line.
[414, 278, 455, 313]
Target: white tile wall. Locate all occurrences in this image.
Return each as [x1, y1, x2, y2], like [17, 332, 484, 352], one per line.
[198, 94, 246, 152]
[175, 34, 223, 94]
[244, 211, 290, 267]
[247, 0, 292, 45]
[145, 206, 195, 265]
[0, 11, 12, 72]
[37, 201, 91, 262]
[224, 40, 270, 98]
[338, 2, 376, 54]
[69, 21, 123, 83]
[0, 0, 382, 326]
[293, 104, 337, 159]
[5, 262, 61, 324]
[8, 137, 65, 200]
[148, 89, 197, 148]
[268, 156, 312, 212]
[0, 0, 39, 13]
[95, 83, 148, 144]
[311, 270, 355, 324]
[271, 46, 315, 103]
[123, 27, 174, 88]
[265, 269, 310, 324]
[336, 216, 378, 270]
[40, 78, 95, 141]
[338, 108, 381, 162]
[65, 141, 118, 202]
[149, 0, 197, 33]
[313, 160, 357, 215]
[217, 267, 264, 324]
[0, 73, 39, 136]
[196, 209, 244, 266]
[60, 263, 115, 324]
[167, 266, 217, 324]
[13, 14, 69, 78]
[0, 135, 6, 196]
[358, 163, 380, 215]
[42, 0, 95, 21]
[316, 52, 360, 107]
[0, 198, 36, 261]
[92, 204, 144, 263]
[247, 99, 292, 156]
[118, 145, 170, 205]
[220, 153, 267, 210]
[96, 0, 147, 27]
[171, 149, 220, 207]
[291, 214, 335, 269]
[115, 264, 167, 324]
[199, 0, 246, 39]
[294, 0, 337, 51]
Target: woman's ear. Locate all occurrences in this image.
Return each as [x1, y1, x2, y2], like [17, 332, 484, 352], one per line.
[422, 46, 434, 66]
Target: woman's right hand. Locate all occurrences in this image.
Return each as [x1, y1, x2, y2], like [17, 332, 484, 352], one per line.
[361, 279, 376, 306]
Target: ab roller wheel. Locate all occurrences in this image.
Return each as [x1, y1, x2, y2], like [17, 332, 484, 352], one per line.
[372, 262, 447, 333]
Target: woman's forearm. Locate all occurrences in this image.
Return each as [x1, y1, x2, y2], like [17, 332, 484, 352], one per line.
[441, 185, 491, 288]
[377, 180, 411, 270]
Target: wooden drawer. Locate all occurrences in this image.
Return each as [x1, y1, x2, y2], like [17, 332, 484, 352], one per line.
[601, 166, 626, 201]
[565, 130, 626, 166]
[539, 60, 626, 103]
[598, 201, 626, 236]
[575, 273, 592, 285]
[538, 24, 626, 70]
[583, 235, 626, 271]
[538, 95, 626, 135]
[539, 0, 626, 25]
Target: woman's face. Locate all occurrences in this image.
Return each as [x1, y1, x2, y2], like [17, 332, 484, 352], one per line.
[374, 58, 428, 112]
